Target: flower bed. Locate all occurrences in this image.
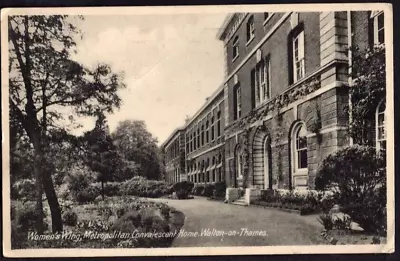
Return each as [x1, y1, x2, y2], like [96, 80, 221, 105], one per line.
[11, 196, 185, 249]
[253, 189, 323, 215]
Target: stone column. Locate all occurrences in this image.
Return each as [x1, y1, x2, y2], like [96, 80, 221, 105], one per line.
[320, 12, 349, 87]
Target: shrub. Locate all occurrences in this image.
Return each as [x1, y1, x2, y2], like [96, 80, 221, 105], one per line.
[62, 210, 78, 226]
[300, 204, 318, 215]
[75, 185, 100, 204]
[202, 184, 215, 197]
[172, 181, 194, 199]
[213, 182, 226, 198]
[12, 179, 36, 200]
[315, 145, 386, 233]
[317, 213, 334, 231]
[333, 215, 352, 230]
[192, 185, 204, 196]
[15, 202, 47, 231]
[111, 210, 142, 232]
[121, 177, 169, 198]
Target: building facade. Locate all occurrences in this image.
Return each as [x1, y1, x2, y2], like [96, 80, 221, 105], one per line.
[162, 11, 386, 191]
[162, 128, 186, 184]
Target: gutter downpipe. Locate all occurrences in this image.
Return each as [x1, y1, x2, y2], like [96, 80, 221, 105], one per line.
[347, 11, 354, 146]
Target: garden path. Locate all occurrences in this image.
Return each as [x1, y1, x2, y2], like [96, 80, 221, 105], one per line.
[150, 196, 327, 247]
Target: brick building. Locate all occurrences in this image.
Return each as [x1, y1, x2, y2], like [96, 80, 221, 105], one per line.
[162, 11, 386, 191]
[161, 128, 186, 184]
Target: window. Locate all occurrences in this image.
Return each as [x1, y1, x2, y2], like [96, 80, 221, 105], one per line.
[217, 110, 221, 137]
[211, 115, 215, 141]
[235, 86, 242, 120]
[197, 126, 200, 148]
[292, 122, 308, 172]
[254, 57, 271, 106]
[192, 130, 196, 151]
[246, 16, 255, 42]
[206, 120, 209, 143]
[372, 12, 384, 44]
[292, 30, 305, 82]
[264, 12, 269, 20]
[376, 100, 386, 152]
[232, 36, 239, 60]
[201, 124, 204, 146]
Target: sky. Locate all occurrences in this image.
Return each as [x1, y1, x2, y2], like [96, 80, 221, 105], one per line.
[71, 13, 227, 144]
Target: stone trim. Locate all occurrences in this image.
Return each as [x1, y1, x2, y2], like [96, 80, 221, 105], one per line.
[306, 126, 347, 138]
[225, 79, 344, 139]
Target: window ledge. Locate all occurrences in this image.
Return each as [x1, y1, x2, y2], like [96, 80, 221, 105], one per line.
[246, 36, 255, 47]
[292, 170, 308, 176]
[232, 55, 239, 63]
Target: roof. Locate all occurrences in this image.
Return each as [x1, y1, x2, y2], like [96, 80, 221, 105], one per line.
[160, 127, 185, 149]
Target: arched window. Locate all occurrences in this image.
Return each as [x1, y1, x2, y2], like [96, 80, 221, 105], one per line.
[292, 122, 308, 173]
[376, 99, 386, 151]
[232, 36, 239, 60]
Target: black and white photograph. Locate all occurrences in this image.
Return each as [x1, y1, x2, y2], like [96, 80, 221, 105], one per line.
[1, 3, 394, 257]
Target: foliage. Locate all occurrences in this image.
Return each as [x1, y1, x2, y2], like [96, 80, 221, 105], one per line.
[75, 185, 100, 204]
[315, 145, 386, 233]
[11, 178, 36, 200]
[120, 176, 169, 198]
[317, 213, 334, 231]
[112, 120, 164, 180]
[83, 111, 121, 200]
[346, 44, 386, 145]
[201, 184, 215, 197]
[213, 182, 227, 198]
[191, 185, 205, 196]
[62, 210, 78, 226]
[172, 181, 194, 199]
[9, 15, 125, 232]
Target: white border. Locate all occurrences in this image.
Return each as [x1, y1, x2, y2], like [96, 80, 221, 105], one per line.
[2, 3, 394, 257]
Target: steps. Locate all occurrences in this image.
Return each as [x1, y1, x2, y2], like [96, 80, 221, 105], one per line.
[231, 196, 248, 206]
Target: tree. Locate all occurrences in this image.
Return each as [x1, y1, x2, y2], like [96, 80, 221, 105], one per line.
[8, 15, 125, 232]
[83, 111, 120, 200]
[112, 120, 163, 180]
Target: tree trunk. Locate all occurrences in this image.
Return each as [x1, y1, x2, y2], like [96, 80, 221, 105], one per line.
[41, 167, 63, 232]
[33, 136, 63, 233]
[33, 145, 44, 234]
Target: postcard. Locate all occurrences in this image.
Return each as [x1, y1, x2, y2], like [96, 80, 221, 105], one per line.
[2, 3, 394, 257]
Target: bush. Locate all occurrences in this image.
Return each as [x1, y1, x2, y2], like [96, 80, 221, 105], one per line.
[62, 210, 78, 226]
[315, 145, 386, 233]
[12, 179, 36, 200]
[15, 202, 48, 231]
[172, 181, 194, 199]
[192, 185, 204, 196]
[201, 184, 215, 197]
[213, 182, 226, 198]
[75, 185, 100, 204]
[317, 213, 334, 230]
[111, 210, 142, 232]
[121, 177, 169, 198]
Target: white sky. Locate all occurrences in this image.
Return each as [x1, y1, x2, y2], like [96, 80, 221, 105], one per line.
[71, 14, 227, 144]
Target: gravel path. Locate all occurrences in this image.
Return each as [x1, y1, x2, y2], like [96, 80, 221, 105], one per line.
[150, 196, 327, 247]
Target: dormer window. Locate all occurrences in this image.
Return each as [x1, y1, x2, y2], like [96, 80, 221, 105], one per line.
[232, 36, 239, 60]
